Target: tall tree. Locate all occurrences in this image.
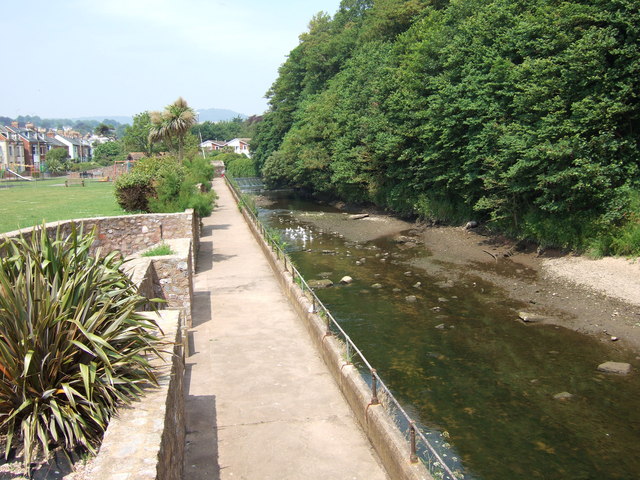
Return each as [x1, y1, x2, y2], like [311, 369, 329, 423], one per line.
[149, 97, 197, 162]
[122, 112, 156, 156]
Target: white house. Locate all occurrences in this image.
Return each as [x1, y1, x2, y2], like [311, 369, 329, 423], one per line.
[55, 135, 92, 162]
[199, 139, 227, 151]
[225, 138, 251, 157]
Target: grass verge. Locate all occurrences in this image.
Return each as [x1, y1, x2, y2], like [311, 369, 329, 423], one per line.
[0, 178, 126, 233]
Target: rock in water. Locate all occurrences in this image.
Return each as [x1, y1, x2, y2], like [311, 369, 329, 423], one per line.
[371, 283, 383, 289]
[340, 276, 353, 284]
[348, 213, 369, 220]
[405, 295, 417, 303]
[518, 311, 548, 323]
[597, 361, 632, 375]
[465, 221, 478, 229]
[308, 279, 334, 289]
[553, 392, 574, 400]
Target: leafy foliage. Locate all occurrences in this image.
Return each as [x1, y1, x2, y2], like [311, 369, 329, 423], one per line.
[149, 98, 197, 162]
[0, 226, 160, 465]
[114, 154, 216, 217]
[114, 171, 154, 212]
[254, 0, 640, 251]
[141, 243, 174, 257]
[221, 153, 259, 178]
[92, 141, 125, 166]
[44, 149, 69, 175]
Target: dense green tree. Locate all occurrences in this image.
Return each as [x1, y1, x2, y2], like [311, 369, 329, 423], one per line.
[93, 141, 125, 166]
[122, 112, 157, 156]
[94, 123, 115, 137]
[256, 0, 640, 250]
[44, 148, 69, 174]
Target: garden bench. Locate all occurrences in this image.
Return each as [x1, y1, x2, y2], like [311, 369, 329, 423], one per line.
[65, 178, 85, 187]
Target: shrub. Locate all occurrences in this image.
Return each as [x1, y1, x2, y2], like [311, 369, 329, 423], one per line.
[0, 226, 161, 465]
[141, 243, 175, 257]
[114, 171, 154, 212]
[225, 156, 259, 178]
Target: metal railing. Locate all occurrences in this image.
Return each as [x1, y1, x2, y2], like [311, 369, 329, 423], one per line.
[225, 176, 463, 480]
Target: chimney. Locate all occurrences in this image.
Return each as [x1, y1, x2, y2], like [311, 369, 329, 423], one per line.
[11, 121, 18, 128]
[47, 131, 55, 138]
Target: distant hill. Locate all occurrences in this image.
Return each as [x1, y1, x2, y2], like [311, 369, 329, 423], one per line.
[196, 108, 247, 122]
[76, 108, 246, 124]
[74, 115, 133, 125]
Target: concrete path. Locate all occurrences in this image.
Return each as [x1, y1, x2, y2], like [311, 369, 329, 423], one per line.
[184, 178, 388, 480]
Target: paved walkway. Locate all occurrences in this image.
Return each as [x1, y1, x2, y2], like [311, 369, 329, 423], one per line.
[184, 178, 388, 480]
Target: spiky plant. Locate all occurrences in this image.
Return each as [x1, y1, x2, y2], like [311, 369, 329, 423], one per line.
[148, 97, 197, 162]
[0, 225, 161, 465]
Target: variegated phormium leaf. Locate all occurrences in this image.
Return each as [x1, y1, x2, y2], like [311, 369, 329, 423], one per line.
[0, 224, 161, 466]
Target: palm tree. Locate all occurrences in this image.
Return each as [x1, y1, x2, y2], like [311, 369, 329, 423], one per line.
[148, 97, 197, 162]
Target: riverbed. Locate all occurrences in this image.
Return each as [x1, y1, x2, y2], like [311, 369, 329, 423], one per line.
[257, 193, 640, 480]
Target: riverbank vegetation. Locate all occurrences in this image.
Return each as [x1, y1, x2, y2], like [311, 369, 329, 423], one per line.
[252, 0, 640, 255]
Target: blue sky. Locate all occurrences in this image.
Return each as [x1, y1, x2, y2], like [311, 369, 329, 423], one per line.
[0, 0, 342, 119]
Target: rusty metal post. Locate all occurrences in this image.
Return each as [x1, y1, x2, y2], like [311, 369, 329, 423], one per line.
[312, 296, 316, 313]
[284, 255, 287, 271]
[371, 369, 379, 405]
[409, 422, 418, 463]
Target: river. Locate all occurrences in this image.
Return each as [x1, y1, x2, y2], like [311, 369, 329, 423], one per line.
[256, 192, 640, 480]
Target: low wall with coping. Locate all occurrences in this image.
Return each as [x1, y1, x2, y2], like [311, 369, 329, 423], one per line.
[227, 180, 431, 480]
[127, 238, 194, 329]
[1, 209, 199, 260]
[86, 310, 185, 480]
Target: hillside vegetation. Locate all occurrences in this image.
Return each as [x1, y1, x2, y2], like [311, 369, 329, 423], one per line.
[252, 0, 640, 254]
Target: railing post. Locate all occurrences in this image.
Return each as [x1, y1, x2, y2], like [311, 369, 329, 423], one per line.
[410, 422, 418, 463]
[371, 369, 379, 405]
[345, 340, 352, 365]
[284, 255, 287, 270]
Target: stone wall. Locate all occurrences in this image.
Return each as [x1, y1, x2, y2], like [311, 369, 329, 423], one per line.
[1, 209, 199, 258]
[131, 238, 194, 328]
[86, 310, 185, 480]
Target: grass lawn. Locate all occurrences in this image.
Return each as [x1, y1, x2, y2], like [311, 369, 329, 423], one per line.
[0, 178, 126, 233]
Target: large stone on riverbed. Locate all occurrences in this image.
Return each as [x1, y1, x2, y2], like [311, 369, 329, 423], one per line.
[308, 279, 334, 289]
[518, 311, 548, 323]
[340, 276, 353, 284]
[348, 213, 369, 220]
[597, 361, 632, 375]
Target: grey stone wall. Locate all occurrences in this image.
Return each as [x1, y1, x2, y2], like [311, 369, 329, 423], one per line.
[1, 209, 198, 258]
[86, 310, 185, 480]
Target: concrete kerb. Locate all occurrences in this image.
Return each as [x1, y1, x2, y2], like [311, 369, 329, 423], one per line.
[226, 180, 432, 480]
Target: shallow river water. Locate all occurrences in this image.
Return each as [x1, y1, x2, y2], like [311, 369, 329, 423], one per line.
[257, 194, 640, 480]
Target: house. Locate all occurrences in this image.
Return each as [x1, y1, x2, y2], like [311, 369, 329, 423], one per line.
[225, 138, 251, 157]
[5, 124, 48, 172]
[54, 134, 92, 162]
[0, 126, 25, 172]
[199, 139, 227, 152]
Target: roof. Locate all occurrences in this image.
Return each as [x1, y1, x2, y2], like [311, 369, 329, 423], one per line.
[127, 152, 146, 161]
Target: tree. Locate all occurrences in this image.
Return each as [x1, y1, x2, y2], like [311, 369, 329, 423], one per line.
[149, 97, 197, 162]
[44, 148, 69, 174]
[93, 141, 124, 166]
[94, 123, 115, 137]
[122, 112, 156, 156]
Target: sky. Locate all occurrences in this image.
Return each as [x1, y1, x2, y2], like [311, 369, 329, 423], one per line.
[0, 0, 343, 119]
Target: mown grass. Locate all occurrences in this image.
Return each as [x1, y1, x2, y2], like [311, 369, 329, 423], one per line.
[0, 178, 126, 233]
